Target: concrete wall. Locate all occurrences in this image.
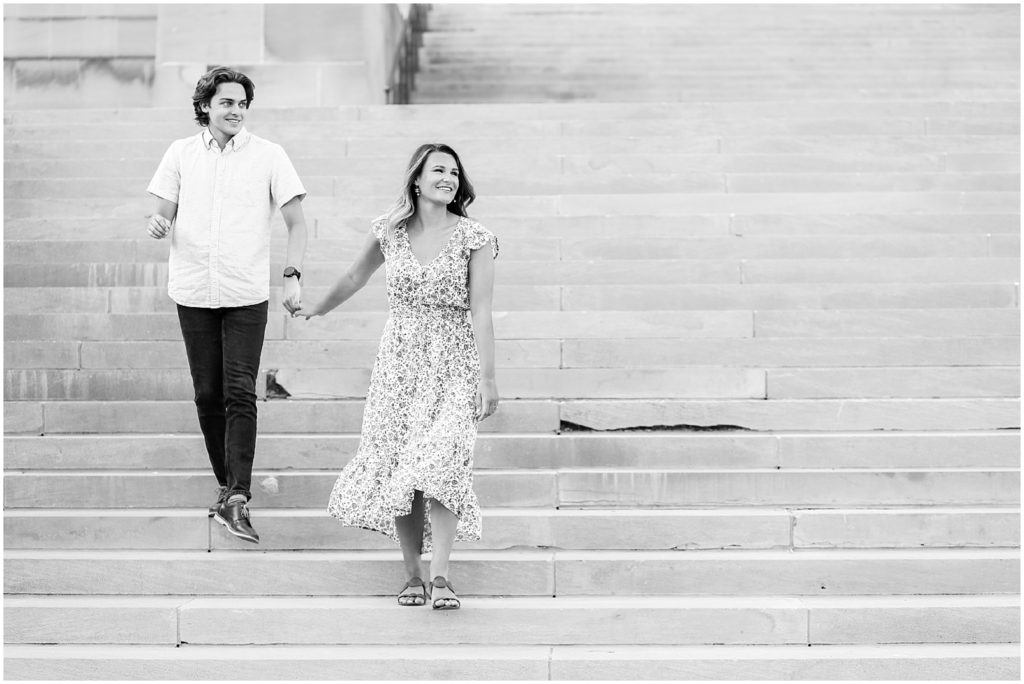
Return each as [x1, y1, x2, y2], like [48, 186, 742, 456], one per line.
[4, 4, 158, 109]
[4, 3, 408, 109]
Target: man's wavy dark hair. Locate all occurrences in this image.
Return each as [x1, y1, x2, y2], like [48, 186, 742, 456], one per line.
[191, 66, 255, 127]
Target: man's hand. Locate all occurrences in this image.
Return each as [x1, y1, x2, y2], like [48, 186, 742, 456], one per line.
[290, 302, 324, 320]
[147, 214, 172, 239]
[283, 277, 302, 315]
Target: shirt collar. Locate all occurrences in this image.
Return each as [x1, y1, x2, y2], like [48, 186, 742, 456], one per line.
[201, 126, 251, 152]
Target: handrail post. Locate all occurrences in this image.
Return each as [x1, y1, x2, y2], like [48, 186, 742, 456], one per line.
[386, 4, 429, 105]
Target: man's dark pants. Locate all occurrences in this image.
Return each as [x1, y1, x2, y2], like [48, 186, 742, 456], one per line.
[176, 301, 268, 501]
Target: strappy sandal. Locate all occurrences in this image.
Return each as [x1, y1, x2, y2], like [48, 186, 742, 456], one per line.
[430, 576, 460, 610]
[397, 577, 429, 606]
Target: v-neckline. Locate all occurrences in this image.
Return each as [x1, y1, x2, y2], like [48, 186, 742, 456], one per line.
[403, 217, 463, 268]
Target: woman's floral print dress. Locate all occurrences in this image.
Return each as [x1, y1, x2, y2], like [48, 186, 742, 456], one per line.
[327, 215, 499, 551]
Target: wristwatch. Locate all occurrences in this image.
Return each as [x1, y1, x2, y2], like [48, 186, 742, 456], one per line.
[283, 266, 302, 281]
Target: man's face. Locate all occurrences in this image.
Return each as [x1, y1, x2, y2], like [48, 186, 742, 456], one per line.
[202, 82, 248, 140]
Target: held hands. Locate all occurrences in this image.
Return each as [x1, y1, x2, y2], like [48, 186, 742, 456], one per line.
[475, 378, 500, 422]
[282, 278, 303, 316]
[146, 214, 172, 239]
[290, 301, 325, 320]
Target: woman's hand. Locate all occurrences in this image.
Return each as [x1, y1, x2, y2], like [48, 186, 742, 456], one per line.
[475, 378, 499, 422]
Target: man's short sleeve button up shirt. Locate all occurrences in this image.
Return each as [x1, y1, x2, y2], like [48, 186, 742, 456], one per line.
[147, 127, 307, 308]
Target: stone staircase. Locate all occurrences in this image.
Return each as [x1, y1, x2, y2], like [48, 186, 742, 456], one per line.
[411, 4, 1020, 103]
[5, 4, 1022, 681]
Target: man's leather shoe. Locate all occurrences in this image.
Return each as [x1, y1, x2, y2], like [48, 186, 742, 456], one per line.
[208, 486, 229, 518]
[213, 499, 260, 544]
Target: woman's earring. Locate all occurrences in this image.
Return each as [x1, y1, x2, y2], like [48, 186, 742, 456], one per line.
[414, 185, 420, 197]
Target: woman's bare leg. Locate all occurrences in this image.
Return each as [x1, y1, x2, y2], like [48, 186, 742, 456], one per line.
[428, 498, 460, 607]
[394, 490, 426, 604]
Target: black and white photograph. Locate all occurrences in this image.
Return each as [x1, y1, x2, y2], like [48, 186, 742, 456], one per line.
[2, 1, 1020, 680]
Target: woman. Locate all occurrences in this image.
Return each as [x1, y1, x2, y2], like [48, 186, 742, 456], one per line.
[295, 143, 499, 610]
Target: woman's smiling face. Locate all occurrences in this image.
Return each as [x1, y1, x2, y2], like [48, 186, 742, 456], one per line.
[416, 152, 460, 205]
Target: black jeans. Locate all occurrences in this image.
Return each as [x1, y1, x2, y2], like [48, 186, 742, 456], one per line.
[176, 301, 268, 501]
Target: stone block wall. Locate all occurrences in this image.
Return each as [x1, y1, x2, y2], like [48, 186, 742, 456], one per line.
[4, 3, 408, 109]
[4, 4, 157, 108]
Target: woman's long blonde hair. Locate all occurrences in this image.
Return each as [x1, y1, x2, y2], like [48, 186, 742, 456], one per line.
[384, 143, 476, 232]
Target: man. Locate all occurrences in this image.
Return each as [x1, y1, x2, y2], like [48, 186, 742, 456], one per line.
[146, 66, 308, 543]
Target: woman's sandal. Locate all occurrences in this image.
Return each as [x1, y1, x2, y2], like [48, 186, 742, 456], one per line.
[397, 577, 429, 606]
[430, 576, 460, 610]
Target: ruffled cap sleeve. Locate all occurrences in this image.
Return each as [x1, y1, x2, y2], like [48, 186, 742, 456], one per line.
[464, 220, 499, 259]
[371, 216, 389, 246]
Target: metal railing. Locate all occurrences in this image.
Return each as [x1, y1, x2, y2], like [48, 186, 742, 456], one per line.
[385, 4, 430, 104]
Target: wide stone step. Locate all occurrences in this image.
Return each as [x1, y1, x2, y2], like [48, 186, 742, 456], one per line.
[4, 548, 1018, 596]
[5, 283, 557, 314]
[415, 37, 1015, 54]
[746, 308, 1019, 338]
[421, 6, 1013, 25]
[7, 177, 1023, 208]
[12, 127, 1019, 160]
[3, 508, 796, 552]
[717, 135, 1019, 156]
[0, 469, 553, 509]
[762, 367, 1018, 399]
[3, 399, 557, 435]
[4, 431, 1019, 470]
[409, 76, 1019, 95]
[416, 63, 1017, 80]
[7, 337, 1019, 374]
[553, 468, 1020, 508]
[411, 87, 1022, 106]
[761, 368, 1015, 401]
[251, 366, 1019, 402]
[4, 468, 1017, 510]
[3, 213, 1018, 242]
[424, 14, 1012, 30]
[3, 309, 754, 341]
[5, 255, 1021, 288]
[424, 4, 1011, 18]
[4, 366, 782, 401]
[4, 643, 1019, 680]
[8, 152, 1022, 179]
[4, 336, 556, 371]
[4, 287, 1018, 324]
[0, 286, 534, 321]
[4, 122, 1020, 156]
[4, 101, 1018, 125]
[4, 507, 1018, 551]
[550, 643, 1021, 680]
[416, 48, 1017, 62]
[558, 398, 1020, 431]
[6, 398, 1019, 435]
[8, 116, 1019, 143]
[5, 595, 1019, 646]
[425, 8, 1012, 23]
[417, 39, 1016, 54]
[6, 397, 1021, 434]
[7, 134, 1021, 162]
[8, 233, 1016, 264]
[10, 171, 1021, 199]
[557, 283, 1018, 310]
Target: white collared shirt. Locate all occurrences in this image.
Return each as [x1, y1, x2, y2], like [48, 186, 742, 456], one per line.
[147, 127, 307, 308]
